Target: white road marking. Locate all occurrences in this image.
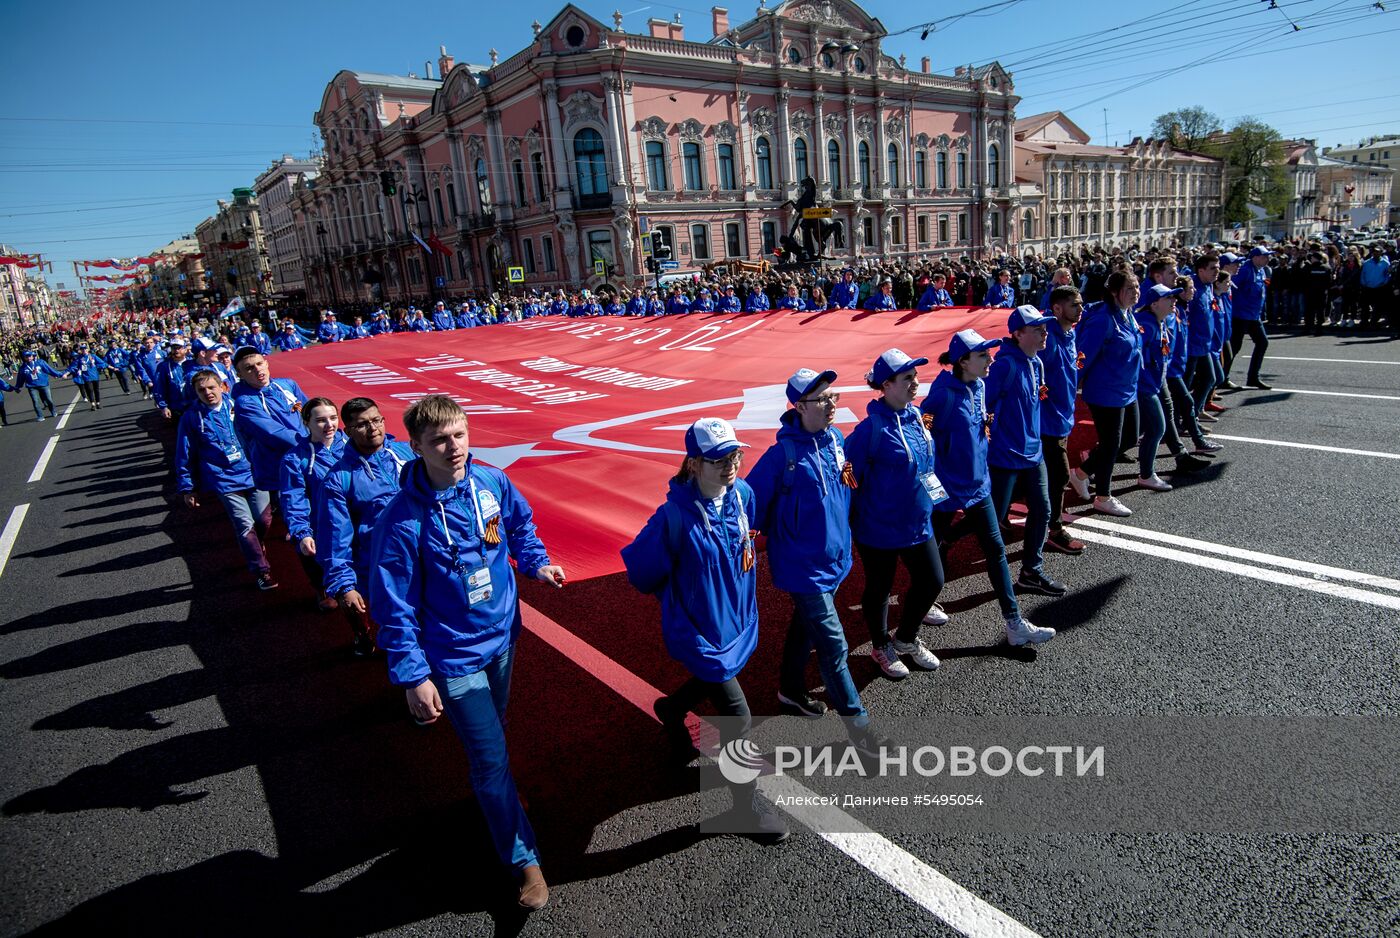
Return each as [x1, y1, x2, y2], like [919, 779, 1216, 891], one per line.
[1067, 528, 1400, 611]
[0, 503, 29, 580]
[1205, 434, 1400, 460]
[27, 436, 61, 483]
[54, 393, 81, 430]
[520, 603, 1040, 938]
[1267, 388, 1400, 401]
[1071, 517, 1400, 593]
[1268, 356, 1400, 366]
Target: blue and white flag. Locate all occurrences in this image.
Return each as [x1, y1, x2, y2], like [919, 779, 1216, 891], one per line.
[411, 232, 433, 254]
[219, 295, 245, 319]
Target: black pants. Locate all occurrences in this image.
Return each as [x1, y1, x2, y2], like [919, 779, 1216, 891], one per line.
[112, 369, 130, 394]
[665, 675, 751, 745]
[77, 382, 100, 404]
[1041, 435, 1069, 533]
[1362, 286, 1391, 328]
[855, 538, 945, 646]
[1082, 401, 1138, 497]
[1228, 319, 1269, 384]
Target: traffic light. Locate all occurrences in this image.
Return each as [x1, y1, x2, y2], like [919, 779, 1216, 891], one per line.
[645, 256, 657, 273]
[380, 170, 397, 197]
[652, 237, 672, 263]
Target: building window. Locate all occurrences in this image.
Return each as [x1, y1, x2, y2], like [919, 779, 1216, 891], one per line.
[787, 45, 802, 64]
[682, 141, 704, 190]
[989, 211, 1001, 239]
[690, 224, 710, 259]
[794, 137, 809, 182]
[445, 183, 457, 218]
[512, 160, 527, 207]
[1120, 209, 1129, 231]
[475, 158, 491, 212]
[1022, 211, 1034, 239]
[957, 212, 968, 241]
[938, 214, 949, 243]
[988, 143, 1000, 188]
[862, 216, 874, 247]
[956, 152, 967, 188]
[853, 56, 866, 73]
[542, 235, 555, 271]
[1048, 172, 1056, 198]
[755, 136, 773, 189]
[761, 220, 777, 254]
[645, 140, 668, 190]
[917, 214, 929, 243]
[890, 215, 902, 244]
[1079, 174, 1088, 198]
[532, 152, 547, 202]
[433, 187, 445, 225]
[587, 229, 614, 270]
[1090, 212, 1099, 234]
[936, 151, 948, 189]
[725, 222, 743, 257]
[1078, 214, 1088, 236]
[858, 141, 871, 189]
[575, 129, 608, 197]
[915, 151, 927, 188]
[522, 238, 536, 274]
[827, 140, 842, 187]
[821, 51, 834, 69]
[887, 143, 900, 188]
[717, 143, 736, 189]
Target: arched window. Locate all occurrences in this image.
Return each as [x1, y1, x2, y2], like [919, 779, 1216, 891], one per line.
[512, 160, 526, 207]
[956, 151, 968, 188]
[936, 151, 948, 189]
[755, 136, 773, 189]
[858, 140, 871, 190]
[1023, 210, 1034, 239]
[794, 137, 809, 182]
[827, 140, 841, 187]
[717, 144, 736, 189]
[682, 141, 703, 190]
[531, 152, 547, 201]
[645, 140, 668, 190]
[475, 158, 491, 211]
[915, 151, 927, 189]
[886, 143, 900, 188]
[574, 129, 608, 196]
[988, 143, 1001, 188]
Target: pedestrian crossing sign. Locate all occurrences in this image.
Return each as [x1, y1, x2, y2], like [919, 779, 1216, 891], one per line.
[507, 266, 525, 283]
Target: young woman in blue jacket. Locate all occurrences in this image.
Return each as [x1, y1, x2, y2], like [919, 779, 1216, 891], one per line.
[65, 343, 105, 410]
[985, 308, 1067, 598]
[1134, 285, 1212, 492]
[367, 395, 565, 912]
[924, 330, 1057, 647]
[845, 349, 947, 681]
[1163, 276, 1222, 457]
[279, 396, 345, 612]
[1068, 270, 1143, 518]
[621, 418, 788, 843]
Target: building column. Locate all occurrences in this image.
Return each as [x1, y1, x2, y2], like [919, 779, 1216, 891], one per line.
[776, 89, 794, 196]
[541, 83, 570, 212]
[484, 108, 513, 223]
[811, 93, 826, 190]
[602, 76, 629, 199]
[844, 98, 857, 192]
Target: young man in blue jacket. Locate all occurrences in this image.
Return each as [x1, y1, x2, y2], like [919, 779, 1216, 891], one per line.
[175, 368, 277, 591]
[430, 301, 455, 331]
[272, 321, 305, 352]
[230, 348, 308, 505]
[1227, 246, 1273, 389]
[717, 284, 742, 313]
[133, 334, 164, 399]
[65, 342, 104, 410]
[317, 311, 346, 343]
[152, 337, 194, 420]
[744, 284, 771, 313]
[13, 349, 62, 421]
[1185, 254, 1221, 417]
[318, 397, 416, 656]
[827, 268, 860, 309]
[1039, 286, 1085, 554]
[245, 321, 273, 355]
[368, 394, 564, 912]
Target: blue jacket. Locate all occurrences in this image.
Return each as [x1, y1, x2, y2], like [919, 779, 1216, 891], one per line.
[1075, 301, 1142, 408]
[916, 286, 954, 311]
[828, 280, 860, 309]
[665, 295, 691, 316]
[1134, 311, 1173, 397]
[604, 301, 625, 316]
[645, 298, 666, 316]
[1212, 290, 1232, 352]
[105, 348, 129, 371]
[1360, 256, 1391, 289]
[369, 457, 552, 687]
[744, 411, 852, 595]
[134, 348, 165, 384]
[173, 398, 255, 494]
[621, 478, 758, 683]
[231, 378, 308, 491]
[409, 316, 433, 332]
[318, 321, 345, 342]
[65, 353, 103, 384]
[922, 370, 990, 510]
[745, 291, 770, 312]
[0, 376, 14, 393]
[318, 439, 415, 597]
[246, 332, 273, 355]
[691, 297, 715, 313]
[549, 300, 571, 317]
[1167, 309, 1189, 379]
[625, 297, 647, 316]
[369, 317, 394, 335]
[777, 294, 806, 311]
[984, 343, 1044, 470]
[717, 294, 742, 313]
[863, 292, 897, 311]
[272, 330, 304, 352]
[432, 311, 455, 331]
[153, 356, 194, 411]
[984, 281, 1016, 308]
[1186, 276, 1215, 358]
[1040, 318, 1077, 438]
[279, 434, 346, 543]
[1230, 263, 1267, 321]
[14, 358, 63, 389]
[846, 397, 938, 548]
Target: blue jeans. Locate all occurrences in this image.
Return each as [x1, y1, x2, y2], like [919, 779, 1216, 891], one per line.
[934, 496, 1019, 619]
[781, 591, 867, 724]
[989, 461, 1049, 577]
[1138, 390, 1184, 477]
[216, 489, 271, 574]
[27, 386, 55, 419]
[432, 632, 539, 872]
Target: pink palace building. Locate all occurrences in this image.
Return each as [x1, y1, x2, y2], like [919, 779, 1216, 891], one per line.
[291, 0, 1023, 303]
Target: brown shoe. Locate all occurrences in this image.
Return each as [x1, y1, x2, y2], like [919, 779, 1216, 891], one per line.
[518, 865, 549, 911]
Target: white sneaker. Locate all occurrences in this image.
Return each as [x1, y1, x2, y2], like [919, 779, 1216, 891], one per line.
[1092, 495, 1132, 517]
[870, 643, 911, 680]
[922, 602, 950, 626]
[891, 636, 941, 670]
[1068, 467, 1091, 501]
[1137, 475, 1172, 492]
[1006, 617, 1056, 646]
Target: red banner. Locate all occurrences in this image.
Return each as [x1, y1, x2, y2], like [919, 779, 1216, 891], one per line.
[275, 307, 1009, 582]
[0, 256, 39, 268]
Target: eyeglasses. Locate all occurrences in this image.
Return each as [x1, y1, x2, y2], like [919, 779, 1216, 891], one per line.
[799, 392, 842, 407]
[349, 416, 385, 431]
[702, 452, 744, 469]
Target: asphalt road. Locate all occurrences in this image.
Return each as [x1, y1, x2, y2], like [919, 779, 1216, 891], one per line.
[1, 330, 1397, 937]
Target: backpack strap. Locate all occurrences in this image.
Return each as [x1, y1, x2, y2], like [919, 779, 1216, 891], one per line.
[778, 437, 798, 496]
[661, 500, 684, 557]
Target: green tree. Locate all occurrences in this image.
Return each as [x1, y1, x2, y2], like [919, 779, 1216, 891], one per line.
[1150, 107, 1222, 151]
[1199, 117, 1289, 225]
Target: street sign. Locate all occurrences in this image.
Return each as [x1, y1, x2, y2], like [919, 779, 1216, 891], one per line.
[659, 260, 680, 271]
[435, 275, 446, 287]
[593, 259, 607, 277]
[638, 216, 651, 235]
[507, 266, 525, 283]
[802, 207, 834, 219]
[640, 232, 653, 257]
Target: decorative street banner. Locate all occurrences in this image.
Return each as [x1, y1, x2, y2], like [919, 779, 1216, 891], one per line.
[275, 307, 1009, 581]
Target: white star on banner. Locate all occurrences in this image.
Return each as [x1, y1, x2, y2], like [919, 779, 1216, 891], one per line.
[471, 442, 582, 469]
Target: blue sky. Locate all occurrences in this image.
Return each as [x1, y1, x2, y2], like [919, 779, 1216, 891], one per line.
[2, 0, 1397, 292]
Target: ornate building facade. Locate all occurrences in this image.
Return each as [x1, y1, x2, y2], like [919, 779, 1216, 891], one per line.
[290, 0, 1023, 304]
